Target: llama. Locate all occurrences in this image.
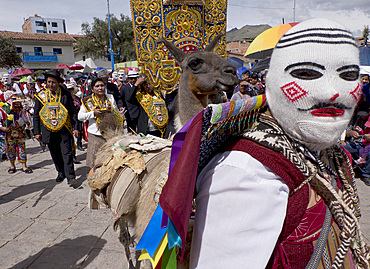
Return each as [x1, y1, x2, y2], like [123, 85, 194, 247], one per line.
[158, 33, 238, 130]
[90, 34, 238, 268]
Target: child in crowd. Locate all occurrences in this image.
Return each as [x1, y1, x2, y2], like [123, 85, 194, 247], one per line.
[354, 118, 370, 165]
[246, 73, 264, 96]
[0, 92, 32, 173]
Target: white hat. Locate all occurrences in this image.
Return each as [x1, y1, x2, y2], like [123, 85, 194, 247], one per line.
[127, 70, 139, 78]
[97, 69, 109, 78]
[65, 83, 74, 89]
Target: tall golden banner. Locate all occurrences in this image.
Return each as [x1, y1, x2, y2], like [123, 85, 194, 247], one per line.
[130, 0, 228, 87]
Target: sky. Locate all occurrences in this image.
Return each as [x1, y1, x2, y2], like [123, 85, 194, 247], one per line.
[1, 0, 370, 37]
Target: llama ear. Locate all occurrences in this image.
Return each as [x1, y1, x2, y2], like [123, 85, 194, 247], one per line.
[204, 32, 225, 52]
[157, 37, 186, 63]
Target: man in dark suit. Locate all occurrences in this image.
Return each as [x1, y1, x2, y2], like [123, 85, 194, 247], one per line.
[33, 69, 79, 185]
[123, 70, 140, 132]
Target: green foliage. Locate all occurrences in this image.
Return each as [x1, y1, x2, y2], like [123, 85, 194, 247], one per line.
[0, 36, 23, 69]
[363, 25, 369, 46]
[77, 14, 136, 63]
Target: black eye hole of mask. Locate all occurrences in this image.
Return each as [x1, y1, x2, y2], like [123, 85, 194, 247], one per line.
[290, 69, 323, 80]
[339, 70, 359, 81]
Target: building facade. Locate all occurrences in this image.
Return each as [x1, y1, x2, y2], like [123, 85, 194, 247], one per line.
[22, 15, 66, 34]
[0, 31, 75, 71]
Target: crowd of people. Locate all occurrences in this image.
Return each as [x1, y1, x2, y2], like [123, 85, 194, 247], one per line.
[1, 17, 370, 268]
[0, 64, 268, 184]
[341, 73, 370, 185]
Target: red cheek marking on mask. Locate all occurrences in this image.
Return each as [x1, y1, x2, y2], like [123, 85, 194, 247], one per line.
[330, 93, 339, 102]
[350, 83, 362, 101]
[280, 82, 308, 102]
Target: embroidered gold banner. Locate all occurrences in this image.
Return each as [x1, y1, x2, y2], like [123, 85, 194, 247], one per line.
[130, 0, 228, 88]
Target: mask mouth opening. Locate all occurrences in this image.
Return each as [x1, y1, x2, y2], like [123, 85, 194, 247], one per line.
[310, 108, 345, 117]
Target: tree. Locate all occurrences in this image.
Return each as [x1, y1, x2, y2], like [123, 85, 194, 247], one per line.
[0, 36, 23, 69]
[363, 25, 369, 46]
[77, 14, 136, 63]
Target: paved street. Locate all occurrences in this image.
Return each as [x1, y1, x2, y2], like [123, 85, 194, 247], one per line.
[0, 139, 370, 268]
[0, 139, 128, 268]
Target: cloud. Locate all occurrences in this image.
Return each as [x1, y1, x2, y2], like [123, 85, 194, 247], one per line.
[227, 0, 369, 37]
[0, 0, 368, 37]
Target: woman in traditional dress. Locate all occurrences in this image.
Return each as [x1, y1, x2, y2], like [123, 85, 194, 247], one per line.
[0, 93, 32, 173]
[78, 78, 123, 168]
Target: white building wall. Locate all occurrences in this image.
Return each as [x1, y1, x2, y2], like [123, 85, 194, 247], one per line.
[14, 40, 74, 70]
[30, 17, 66, 34]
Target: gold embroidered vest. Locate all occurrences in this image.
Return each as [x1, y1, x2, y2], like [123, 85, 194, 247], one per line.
[35, 87, 72, 134]
[136, 89, 168, 137]
[82, 94, 123, 132]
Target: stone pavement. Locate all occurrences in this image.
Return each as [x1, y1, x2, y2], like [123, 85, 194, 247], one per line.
[0, 139, 128, 268]
[1, 139, 370, 268]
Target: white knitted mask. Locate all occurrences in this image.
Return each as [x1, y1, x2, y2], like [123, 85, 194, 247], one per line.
[266, 18, 360, 151]
[2, 74, 11, 85]
[118, 70, 127, 82]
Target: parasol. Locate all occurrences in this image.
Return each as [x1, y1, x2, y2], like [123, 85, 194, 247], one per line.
[65, 71, 84, 80]
[55, 64, 69, 69]
[83, 65, 93, 73]
[69, 64, 84, 70]
[251, 58, 271, 73]
[11, 68, 34, 77]
[245, 23, 299, 59]
[93, 67, 107, 72]
[227, 56, 245, 69]
[19, 76, 35, 83]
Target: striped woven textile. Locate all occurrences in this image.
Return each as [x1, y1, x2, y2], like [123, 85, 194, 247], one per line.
[208, 94, 266, 124]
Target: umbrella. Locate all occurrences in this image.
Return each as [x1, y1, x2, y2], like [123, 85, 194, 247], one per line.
[69, 64, 84, 70]
[55, 64, 69, 69]
[359, 46, 370, 66]
[65, 71, 84, 80]
[94, 67, 106, 72]
[227, 57, 245, 69]
[245, 23, 299, 59]
[83, 64, 93, 73]
[19, 76, 35, 82]
[11, 68, 34, 77]
[251, 58, 271, 73]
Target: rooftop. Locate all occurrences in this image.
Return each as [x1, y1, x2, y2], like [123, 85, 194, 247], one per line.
[226, 24, 272, 43]
[0, 31, 75, 42]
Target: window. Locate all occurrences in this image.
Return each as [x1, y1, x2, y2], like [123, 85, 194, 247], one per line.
[53, 31, 58, 33]
[49, 30, 51, 33]
[36, 30, 46, 33]
[35, 21, 46, 27]
[34, 47, 43, 56]
[16, 47, 22, 53]
[48, 22, 50, 25]
[53, 48, 62, 54]
[52, 22, 58, 27]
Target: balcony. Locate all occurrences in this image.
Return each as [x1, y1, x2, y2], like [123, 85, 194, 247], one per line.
[23, 52, 58, 63]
